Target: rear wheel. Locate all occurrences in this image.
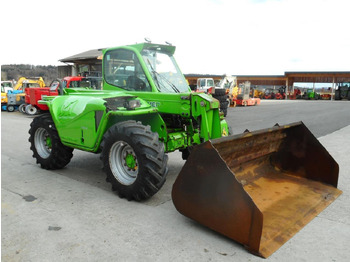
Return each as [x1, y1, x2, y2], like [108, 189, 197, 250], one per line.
[100, 121, 168, 201]
[29, 114, 73, 169]
[26, 104, 38, 115]
[19, 104, 26, 114]
[7, 105, 15, 112]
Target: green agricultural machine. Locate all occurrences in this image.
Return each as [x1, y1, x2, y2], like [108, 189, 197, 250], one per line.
[29, 43, 229, 201]
[29, 43, 342, 258]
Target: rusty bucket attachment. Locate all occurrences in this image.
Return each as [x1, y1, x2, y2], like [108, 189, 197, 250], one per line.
[172, 122, 342, 258]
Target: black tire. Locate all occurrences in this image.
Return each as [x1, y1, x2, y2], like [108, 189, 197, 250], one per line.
[221, 107, 228, 117]
[100, 120, 168, 201]
[29, 114, 74, 169]
[220, 101, 229, 117]
[214, 94, 228, 102]
[334, 90, 340, 100]
[213, 94, 229, 117]
[19, 104, 26, 114]
[213, 88, 226, 96]
[7, 105, 15, 112]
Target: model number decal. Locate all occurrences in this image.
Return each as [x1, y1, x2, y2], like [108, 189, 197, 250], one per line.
[149, 102, 161, 108]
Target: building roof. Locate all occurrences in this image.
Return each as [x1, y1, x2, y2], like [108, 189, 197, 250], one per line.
[185, 72, 350, 86]
[59, 48, 350, 86]
[59, 49, 103, 63]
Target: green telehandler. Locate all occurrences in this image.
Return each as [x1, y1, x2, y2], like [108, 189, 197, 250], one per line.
[29, 42, 342, 258]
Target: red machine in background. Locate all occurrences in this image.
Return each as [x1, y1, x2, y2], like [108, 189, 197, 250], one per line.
[231, 81, 261, 106]
[23, 76, 102, 115]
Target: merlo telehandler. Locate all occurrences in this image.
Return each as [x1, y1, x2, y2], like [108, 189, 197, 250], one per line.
[29, 42, 342, 258]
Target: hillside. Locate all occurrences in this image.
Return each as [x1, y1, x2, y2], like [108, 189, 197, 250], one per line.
[1, 64, 58, 85]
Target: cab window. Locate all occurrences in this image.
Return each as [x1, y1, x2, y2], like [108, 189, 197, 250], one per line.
[104, 49, 151, 92]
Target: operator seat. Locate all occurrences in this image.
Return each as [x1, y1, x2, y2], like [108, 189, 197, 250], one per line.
[127, 75, 146, 91]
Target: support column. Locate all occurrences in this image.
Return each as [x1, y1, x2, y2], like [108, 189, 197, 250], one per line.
[72, 65, 78, 76]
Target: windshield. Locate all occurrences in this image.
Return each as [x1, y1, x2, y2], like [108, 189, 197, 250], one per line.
[63, 80, 84, 88]
[23, 83, 40, 88]
[70, 80, 82, 88]
[141, 49, 190, 93]
[338, 82, 350, 89]
[207, 79, 214, 86]
[2, 82, 13, 88]
[50, 81, 60, 91]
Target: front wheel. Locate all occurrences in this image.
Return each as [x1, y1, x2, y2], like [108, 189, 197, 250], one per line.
[100, 121, 168, 201]
[29, 114, 74, 169]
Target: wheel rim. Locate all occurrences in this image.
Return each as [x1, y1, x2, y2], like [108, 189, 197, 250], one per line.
[109, 141, 138, 185]
[34, 128, 52, 159]
[27, 105, 37, 115]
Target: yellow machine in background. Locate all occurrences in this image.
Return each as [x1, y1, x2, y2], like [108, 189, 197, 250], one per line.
[1, 77, 46, 112]
[1, 81, 15, 104]
[13, 77, 46, 90]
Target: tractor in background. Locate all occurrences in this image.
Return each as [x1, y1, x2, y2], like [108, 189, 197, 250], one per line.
[23, 75, 102, 115]
[2, 77, 46, 112]
[302, 88, 321, 100]
[335, 82, 350, 100]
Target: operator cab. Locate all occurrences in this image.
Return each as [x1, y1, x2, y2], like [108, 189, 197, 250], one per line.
[103, 44, 190, 93]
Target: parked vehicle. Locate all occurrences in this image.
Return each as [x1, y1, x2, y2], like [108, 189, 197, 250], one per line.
[302, 88, 321, 100]
[2, 77, 45, 112]
[334, 82, 350, 100]
[1, 81, 14, 106]
[23, 76, 102, 115]
[196, 78, 215, 94]
[263, 88, 276, 99]
[193, 77, 229, 116]
[232, 81, 261, 106]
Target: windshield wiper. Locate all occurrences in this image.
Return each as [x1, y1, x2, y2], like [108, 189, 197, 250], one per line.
[156, 72, 181, 93]
[146, 58, 180, 93]
[146, 59, 162, 92]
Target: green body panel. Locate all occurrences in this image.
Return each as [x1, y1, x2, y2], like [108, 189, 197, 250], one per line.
[41, 43, 228, 153]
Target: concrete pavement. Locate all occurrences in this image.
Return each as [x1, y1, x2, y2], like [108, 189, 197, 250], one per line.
[1, 111, 350, 261]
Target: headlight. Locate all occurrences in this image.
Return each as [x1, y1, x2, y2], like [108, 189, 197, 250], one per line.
[124, 99, 141, 110]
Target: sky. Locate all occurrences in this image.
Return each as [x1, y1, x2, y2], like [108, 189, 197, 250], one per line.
[1, 0, 349, 76]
